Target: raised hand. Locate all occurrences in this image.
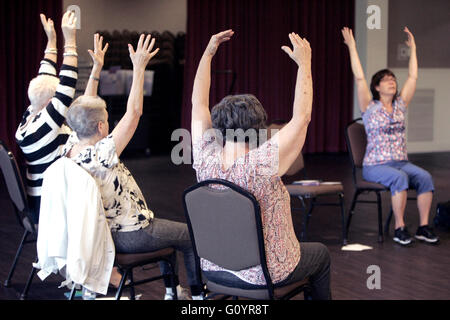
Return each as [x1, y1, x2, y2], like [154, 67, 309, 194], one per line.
[88, 33, 109, 67]
[205, 29, 234, 57]
[341, 27, 356, 49]
[61, 10, 77, 43]
[404, 26, 416, 49]
[40, 14, 56, 44]
[128, 34, 159, 70]
[281, 32, 311, 68]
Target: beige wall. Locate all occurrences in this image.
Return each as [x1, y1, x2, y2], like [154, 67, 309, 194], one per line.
[63, 0, 187, 63]
[354, 0, 450, 153]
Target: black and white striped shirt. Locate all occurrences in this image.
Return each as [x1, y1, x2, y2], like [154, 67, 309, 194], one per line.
[15, 59, 78, 202]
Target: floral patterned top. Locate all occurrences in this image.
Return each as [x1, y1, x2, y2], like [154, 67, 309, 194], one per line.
[362, 96, 408, 166]
[60, 133, 153, 232]
[192, 130, 301, 285]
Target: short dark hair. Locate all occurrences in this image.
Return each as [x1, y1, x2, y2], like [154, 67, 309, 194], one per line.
[211, 94, 268, 142]
[370, 69, 398, 102]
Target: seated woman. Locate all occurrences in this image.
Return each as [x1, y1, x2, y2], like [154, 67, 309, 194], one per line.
[342, 27, 438, 245]
[191, 30, 331, 300]
[63, 34, 203, 300]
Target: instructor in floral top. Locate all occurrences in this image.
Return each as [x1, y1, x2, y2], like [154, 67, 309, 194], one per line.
[342, 26, 438, 245]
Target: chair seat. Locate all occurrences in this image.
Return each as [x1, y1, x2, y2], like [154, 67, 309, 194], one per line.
[356, 180, 388, 191]
[286, 183, 343, 197]
[115, 247, 175, 268]
[206, 277, 310, 300]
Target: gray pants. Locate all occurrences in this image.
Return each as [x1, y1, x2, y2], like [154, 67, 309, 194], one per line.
[203, 242, 331, 300]
[111, 218, 200, 289]
[277, 242, 331, 300]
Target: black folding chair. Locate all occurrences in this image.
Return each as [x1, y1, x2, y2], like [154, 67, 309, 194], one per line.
[0, 140, 38, 299]
[183, 179, 312, 300]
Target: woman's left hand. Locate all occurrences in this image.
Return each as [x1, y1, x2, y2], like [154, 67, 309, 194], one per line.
[404, 27, 416, 49]
[205, 30, 234, 57]
[88, 33, 109, 67]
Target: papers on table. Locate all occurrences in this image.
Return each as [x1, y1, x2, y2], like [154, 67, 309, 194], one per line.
[292, 180, 342, 186]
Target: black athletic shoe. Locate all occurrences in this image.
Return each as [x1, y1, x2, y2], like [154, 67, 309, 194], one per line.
[393, 227, 413, 245]
[415, 225, 439, 244]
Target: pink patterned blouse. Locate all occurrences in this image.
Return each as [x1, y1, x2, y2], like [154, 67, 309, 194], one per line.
[362, 96, 408, 166]
[192, 131, 301, 285]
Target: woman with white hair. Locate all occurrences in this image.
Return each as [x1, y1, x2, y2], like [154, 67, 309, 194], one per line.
[62, 35, 204, 300]
[15, 10, 78, 223]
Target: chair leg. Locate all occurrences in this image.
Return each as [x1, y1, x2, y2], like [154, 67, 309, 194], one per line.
[68, 282, 77, 300]
[4, 230, 29, 287]
[115, 269, 129, 300]
[168, 260, 178, 300]
[338, 193, 347, 245]
[128, 270, 136, 300]
[300, 197, 314, 241]
[20, 259, 37, 300]
[345, 191, 360, 241]
[376, 192, 384, 243]
[384, 207, 393, 235]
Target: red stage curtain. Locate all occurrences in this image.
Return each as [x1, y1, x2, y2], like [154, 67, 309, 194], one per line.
[182, 0, 354, 153]
[0, 0, 63, 160]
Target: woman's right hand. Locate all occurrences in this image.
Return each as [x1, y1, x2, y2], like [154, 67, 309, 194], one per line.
[341, 27, 356, 49]
[128, 34, 159, 71]
[88, 33, 109, 68]
[61, 10, 77, 43]
[205, 30, 234, 57]
[40, 14, 56, 44]
[281, 33, 311, 68]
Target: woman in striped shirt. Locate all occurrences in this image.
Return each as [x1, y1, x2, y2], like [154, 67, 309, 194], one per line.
[15, 11, 78, 223]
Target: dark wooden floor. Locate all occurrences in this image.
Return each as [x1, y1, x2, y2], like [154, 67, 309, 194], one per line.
[1, 152, 449, 300]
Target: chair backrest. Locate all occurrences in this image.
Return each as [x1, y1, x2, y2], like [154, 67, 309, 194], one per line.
[345, 118, 367, 168]
[182, 179, 273, 291]
[345, 118, 366, 183]
[267, 121, 304, 176]
[0, 141, 34, 231]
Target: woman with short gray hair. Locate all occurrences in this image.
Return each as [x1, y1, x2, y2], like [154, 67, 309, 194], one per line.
[63, 34, 204, 300]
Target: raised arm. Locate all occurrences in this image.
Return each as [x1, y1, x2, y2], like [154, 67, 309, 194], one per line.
[111, 34, 159, 157]
[84, 33, 109, 96]
[60, 10, 78, 70]
[40, 14, 58, 65]
[275, 33, 313, 176]
[400, 27, 418, 107]
[191, 30, 234, 142]
[342, 27, 371, 112]
[42, 10, 78, 129]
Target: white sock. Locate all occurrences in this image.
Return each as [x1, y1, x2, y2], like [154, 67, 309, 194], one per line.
[165, 285, 181, 296]
[192, 293, 204, 300]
